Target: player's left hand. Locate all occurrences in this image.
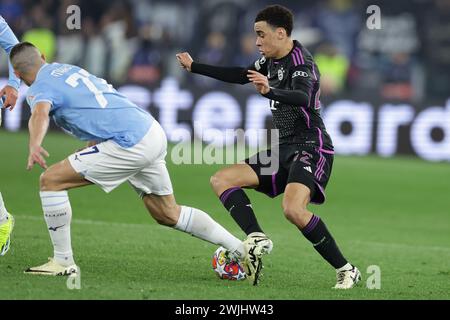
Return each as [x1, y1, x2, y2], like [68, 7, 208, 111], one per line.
[27, 145, 50, 170]
[0, 85, 18, 110]
[247, 70, 270, 95]
[176, 52, 194, 72]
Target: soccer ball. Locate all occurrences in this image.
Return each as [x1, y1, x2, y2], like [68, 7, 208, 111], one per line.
[211, 246, 246, 281]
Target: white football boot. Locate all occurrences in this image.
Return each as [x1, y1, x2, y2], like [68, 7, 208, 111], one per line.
[333, 265, 361, 289]
[242, 242, 263, 286]
[245, 232, 273, 255]
[24, 258, 79, 276]
[242, 232, 273, 286]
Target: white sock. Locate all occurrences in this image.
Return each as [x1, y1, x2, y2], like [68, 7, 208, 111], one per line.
[336, 262, 353, 272]
[0, 192, 8, 224]
[174, 206, 245, 259]
[40, 191, 75, 266]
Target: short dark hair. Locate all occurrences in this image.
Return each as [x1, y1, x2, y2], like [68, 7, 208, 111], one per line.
[10, 41, 37, 63]
[255, 5, 294, 36]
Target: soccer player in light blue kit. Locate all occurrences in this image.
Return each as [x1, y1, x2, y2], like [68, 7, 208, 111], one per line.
[10, 41, 257, 277]
[0, 15, 21, 256]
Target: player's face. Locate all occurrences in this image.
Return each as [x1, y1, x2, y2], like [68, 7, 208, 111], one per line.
[13, 70, 30, 86]
[254, 21, 281, 58]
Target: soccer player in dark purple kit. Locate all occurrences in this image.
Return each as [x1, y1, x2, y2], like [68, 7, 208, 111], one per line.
[177, 5, 361, 288]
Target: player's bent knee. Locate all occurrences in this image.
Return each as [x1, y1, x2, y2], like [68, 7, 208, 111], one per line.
[209, 174, 219, 190]
[145, 200, 180, 226]
[282, 204, 308, 225]
[210, 171, 232, 195]
[39, 171, 62, 192]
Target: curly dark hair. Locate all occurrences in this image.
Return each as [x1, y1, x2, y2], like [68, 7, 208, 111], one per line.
[255, 5, 294, 36]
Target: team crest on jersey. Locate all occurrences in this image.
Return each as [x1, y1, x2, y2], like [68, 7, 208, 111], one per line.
[278, 68, 284, 81]
[26, 95, 35, 106]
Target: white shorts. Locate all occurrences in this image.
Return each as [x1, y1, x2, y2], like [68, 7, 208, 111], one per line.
[68, 121, 173, 196]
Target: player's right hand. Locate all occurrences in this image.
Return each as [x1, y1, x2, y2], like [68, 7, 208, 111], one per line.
[176, 52, 193, 72]
[27, 145, 50, 170]
[0, 85, 18, 111]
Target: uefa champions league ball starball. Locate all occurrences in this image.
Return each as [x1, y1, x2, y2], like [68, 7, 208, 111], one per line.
[211, 246, 246, 281]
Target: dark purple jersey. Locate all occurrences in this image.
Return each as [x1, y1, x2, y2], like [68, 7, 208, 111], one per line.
[253, 40, 333, 151]
[191, 40, 333, 151]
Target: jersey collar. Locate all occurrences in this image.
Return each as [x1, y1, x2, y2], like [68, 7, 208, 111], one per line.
[35, 63, 50, 81]
[273, 40, 300, 63]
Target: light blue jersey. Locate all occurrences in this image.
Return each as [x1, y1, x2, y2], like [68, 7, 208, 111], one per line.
[26, 63, 153, 148]
[0, 15, 20, 90]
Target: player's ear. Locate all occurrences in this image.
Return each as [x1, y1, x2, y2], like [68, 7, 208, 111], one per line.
[276, 27, 285, 40]
[41, 53, 46, 62]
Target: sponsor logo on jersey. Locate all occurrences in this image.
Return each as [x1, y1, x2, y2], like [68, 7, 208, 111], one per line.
[292, 70, 309, 78]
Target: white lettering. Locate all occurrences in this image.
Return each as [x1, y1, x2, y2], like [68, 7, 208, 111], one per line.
[411, 100, 450, 161]
[323, 100, 373, 155]
[377, 104, 414, 157]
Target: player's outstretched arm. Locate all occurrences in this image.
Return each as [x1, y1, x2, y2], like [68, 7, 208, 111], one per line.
[27, 102, 51, 170]
[0, 16, 20, 110]
[176, 52, 251, 85]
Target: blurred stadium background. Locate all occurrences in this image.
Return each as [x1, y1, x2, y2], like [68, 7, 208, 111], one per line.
[0, 0, 449, 300]
[1, 0, 450, 160]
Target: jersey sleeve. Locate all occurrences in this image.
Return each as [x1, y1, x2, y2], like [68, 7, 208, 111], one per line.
[0, 16, 20, 90]
[27, 83, 59, 113]
[190, 56, 268, 85]
[262, 65, 314, 107]
[251, 56, 268, 75]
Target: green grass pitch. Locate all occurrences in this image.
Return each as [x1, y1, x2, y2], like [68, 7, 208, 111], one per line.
[0, 130, 449, 299]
